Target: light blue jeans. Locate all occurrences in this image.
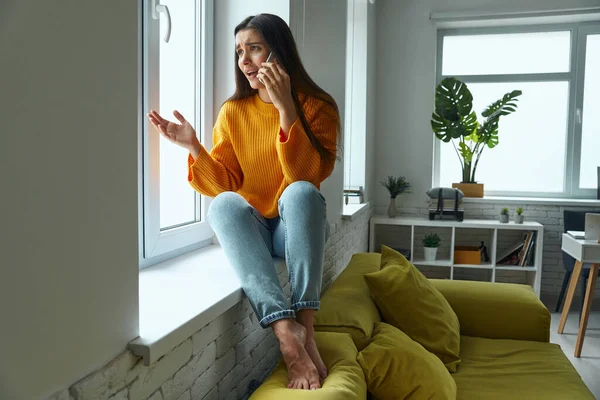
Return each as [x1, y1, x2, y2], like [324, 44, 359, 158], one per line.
[207, 181, 329, 328]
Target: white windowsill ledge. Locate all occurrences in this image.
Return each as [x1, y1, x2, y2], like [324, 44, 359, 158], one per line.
[129, 245, 243, 365]
[463, 196, 600, 207]
[342, 202, 370, 220]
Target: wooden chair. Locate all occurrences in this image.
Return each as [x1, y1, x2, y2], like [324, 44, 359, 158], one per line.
[555, 210, 600, 315]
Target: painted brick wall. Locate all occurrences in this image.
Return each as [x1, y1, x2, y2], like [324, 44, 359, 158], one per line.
[47, 206, 372, 400]
[375, 202, 600, 306]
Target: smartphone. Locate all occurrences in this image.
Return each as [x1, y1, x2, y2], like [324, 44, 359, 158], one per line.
[259, 52, 274, 84]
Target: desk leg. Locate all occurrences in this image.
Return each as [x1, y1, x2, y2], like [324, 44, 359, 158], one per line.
[575, 263, 599, 357]
[558, 260, 583, 334]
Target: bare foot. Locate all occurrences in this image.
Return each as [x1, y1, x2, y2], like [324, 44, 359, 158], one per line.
[295, 309, 328, 381]
[304, 335, 327, 381]
[272, 319, 321, 390]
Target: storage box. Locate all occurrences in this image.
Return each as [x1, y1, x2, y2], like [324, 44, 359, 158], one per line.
[454, 246, 481, 265]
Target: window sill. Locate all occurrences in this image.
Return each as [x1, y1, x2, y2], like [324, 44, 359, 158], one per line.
[463, 196, 600, 207]
[128, 245, 276, 365]
[342, 202, 370, 221]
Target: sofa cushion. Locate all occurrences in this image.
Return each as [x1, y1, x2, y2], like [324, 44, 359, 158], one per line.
[364, 245, 461, 372]
[454, 336, 595, 400]
[430, 279, 550, 343]
[357, 322, 457, 400]
[314, 252, 382, 350]
[249, 332, 367, 400]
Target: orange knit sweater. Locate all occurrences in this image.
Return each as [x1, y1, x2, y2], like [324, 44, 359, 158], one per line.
[187, 94, 338, 218]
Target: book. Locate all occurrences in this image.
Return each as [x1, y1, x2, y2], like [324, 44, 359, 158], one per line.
[497, 240, 525, 264]
[496, 231, 537, 266]
[520, 231, 536, 267]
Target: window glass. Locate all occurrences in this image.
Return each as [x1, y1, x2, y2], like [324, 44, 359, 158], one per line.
[442, 31, 571, 76]
[159, 0, 197, 229]
[579, 34, 600, 189]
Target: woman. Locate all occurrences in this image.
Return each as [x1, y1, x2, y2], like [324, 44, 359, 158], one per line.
[147, 13, 339, 390]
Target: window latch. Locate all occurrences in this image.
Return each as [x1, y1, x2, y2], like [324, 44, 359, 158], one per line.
[576, 108, 582, 125]
[152, 0, 172, 43]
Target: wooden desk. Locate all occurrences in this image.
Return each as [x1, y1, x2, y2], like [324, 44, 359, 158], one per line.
[557, 233, 600, 357]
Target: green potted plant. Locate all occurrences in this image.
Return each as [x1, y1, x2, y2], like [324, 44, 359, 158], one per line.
[500, 207, 509, 223]
[515, 207, 525, 224]
[423, 232, 441, 261]
[381, 175, 411, 218]
[430, 77, 522, 197]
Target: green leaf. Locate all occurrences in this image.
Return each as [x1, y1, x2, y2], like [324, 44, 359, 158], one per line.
[435, 77, 474, 119]
[479, 118, 499, 148]
[458, 141, 473, 162]
[430, 78, 478, 142]
[481, 90, 522, 118]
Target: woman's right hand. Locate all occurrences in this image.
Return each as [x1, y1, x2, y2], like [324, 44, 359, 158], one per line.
[147, 110, 200, 155]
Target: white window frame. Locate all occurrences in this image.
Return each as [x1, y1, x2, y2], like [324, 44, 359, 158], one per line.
[433, 21, 599, 199]
[140, 0, 215, 268]
[343, 0, 367, 196]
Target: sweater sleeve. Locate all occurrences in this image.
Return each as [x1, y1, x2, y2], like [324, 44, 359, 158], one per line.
[276, 101, 338, 186]
[187, 105, 243, 196]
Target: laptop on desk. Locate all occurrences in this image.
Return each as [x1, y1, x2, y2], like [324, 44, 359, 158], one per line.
[585, 213, 600, 241]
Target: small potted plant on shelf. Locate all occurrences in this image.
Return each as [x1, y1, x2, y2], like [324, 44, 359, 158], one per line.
[499, 208, 509, 223]
[423, 232, 441, 262]
[515, 207, 525, 224]
[380, 175, 411, 218]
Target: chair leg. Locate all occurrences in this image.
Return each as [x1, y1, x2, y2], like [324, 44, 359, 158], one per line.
[579, 276, 588, 324]
[556, 271, 572, 312]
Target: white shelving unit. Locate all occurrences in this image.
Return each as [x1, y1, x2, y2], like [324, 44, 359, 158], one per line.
[369, 216, 544, 297]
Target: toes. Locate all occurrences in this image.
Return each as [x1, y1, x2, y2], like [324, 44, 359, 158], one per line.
[309, 372, 322, 389]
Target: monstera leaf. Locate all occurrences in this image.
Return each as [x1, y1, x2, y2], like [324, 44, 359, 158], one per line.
[478, 90, 521, 148]
[478, 118, 500, 149]
[435, 77, 473, 119]
[481, 90, 522, 119]
[458, 141, 474, 163]
[431, 78, 478, 142]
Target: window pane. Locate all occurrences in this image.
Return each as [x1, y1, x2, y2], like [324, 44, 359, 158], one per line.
[159, 0, 197, 229]
[442, 31, 571, 75]
[440, 82, 569, 193]
[580, 34, 600, 189]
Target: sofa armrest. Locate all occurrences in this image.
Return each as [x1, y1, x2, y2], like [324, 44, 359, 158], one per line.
[430, 279, 550, 343]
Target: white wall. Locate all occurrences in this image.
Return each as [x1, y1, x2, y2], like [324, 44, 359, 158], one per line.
[374, 0, 600, 209]
[290, 0, 347, 224]
[0, 1, 139, 399]
[0, 1, 348, 398]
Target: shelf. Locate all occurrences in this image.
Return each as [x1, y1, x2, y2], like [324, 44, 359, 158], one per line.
[369, 216, 543, 297]
[412, 259, 452, 267]
[495, 266, 537, 271]
[370, 215, 543, 230]
[454, 263, 493, 270]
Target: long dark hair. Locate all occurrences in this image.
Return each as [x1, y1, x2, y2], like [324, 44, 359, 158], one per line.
[228, 13, 341, 162]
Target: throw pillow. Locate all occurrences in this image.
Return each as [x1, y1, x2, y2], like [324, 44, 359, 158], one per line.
[364, 245, 461, 372]
[357, 322, 457, 400]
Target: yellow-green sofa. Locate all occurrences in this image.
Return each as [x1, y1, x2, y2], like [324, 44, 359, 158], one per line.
[250, 252, 594, 399]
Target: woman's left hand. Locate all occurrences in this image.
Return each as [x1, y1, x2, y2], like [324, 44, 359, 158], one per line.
[258, 60, 295, 116]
